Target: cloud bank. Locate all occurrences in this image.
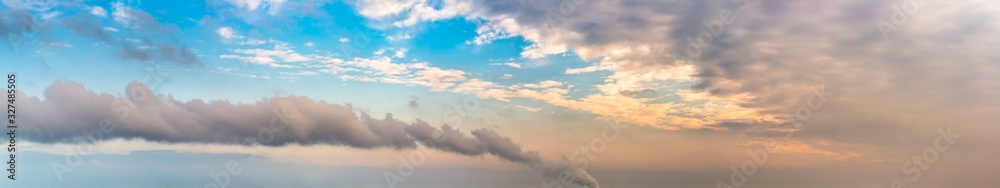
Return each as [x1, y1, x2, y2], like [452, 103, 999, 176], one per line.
[18, 81, 599, 188]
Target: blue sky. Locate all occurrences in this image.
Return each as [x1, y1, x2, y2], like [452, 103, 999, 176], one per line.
[3, 0, 623, 119]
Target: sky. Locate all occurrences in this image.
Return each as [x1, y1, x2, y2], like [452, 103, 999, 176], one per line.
[1, 0, 999, 187]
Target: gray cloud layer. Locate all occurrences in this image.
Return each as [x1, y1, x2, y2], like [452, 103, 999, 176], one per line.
[18, 81, 599, 188]
[463, 0, 999, 111]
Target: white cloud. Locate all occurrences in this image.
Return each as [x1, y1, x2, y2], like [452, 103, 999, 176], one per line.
[467, 19, 514, 45]
[387, 34, 411, 41]
[316, 56, 469, 91]
[111, 2, 133, 27]
[217, 27, 241, 39]
[223, 0, 287, 14]
[103, 27, 120, 32]
[90, 6, 108, 17]
[372, 47, 409, 58]
[501, 74, 513, 79]
[565, 57, 622, 74]
[504, 62, 521, 69]
[305, 42, 314, 47]
[241, 38, 267, 45]
[48, 42, 72, 48]
[221, 43, 310, 68]
[594, 65, 697, 96]
[517, 105, 541, 112]
[353, 0, 473, 27]
[489, 62, 521, 69]
[40, 11, 60, 20]
[353, 0, 420, 19]
[213, 67, 272, 78]
[520, 43, 567, 59]
[339, 37, 350, 43]
[520, 80, 563, 89]
[393, 48, 408, 58]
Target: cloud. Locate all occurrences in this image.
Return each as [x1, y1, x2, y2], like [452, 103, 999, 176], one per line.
[0, 9, 50, 43]
[205, 0, 334, 28]
[90, 6, 108, 17]
[386, 33, 411, 41]
[21, 81, 416, 148]
[65, 2, 201, 66]
[111, 2, 170, 33]
[404, 121, 598, 188]
[119, 40, 201, 66]
[317, 56, 468, 91]
[467, 19, 514, 45]
[522, 80, 563, 89]
[217, 26, 241, 39]
[370, 47, 409, 58]
[490, 62, 521, 69]
[0, 0, 58, 12]
[393, 48, 408, 58]
[351, 0, 1000, 131]
[61, 14, 113, 42]
[222, 42, 309, 68]
[521, 43, 567, 59]
[351, 0, 473, 27]
[407, 95, 419, 108]
[223, 0, 287, 12]
[409, 1, 999, 168]
[517, 105, 541, 112]
[18, 81, 416, 148]
[20, 81, 600, 188]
